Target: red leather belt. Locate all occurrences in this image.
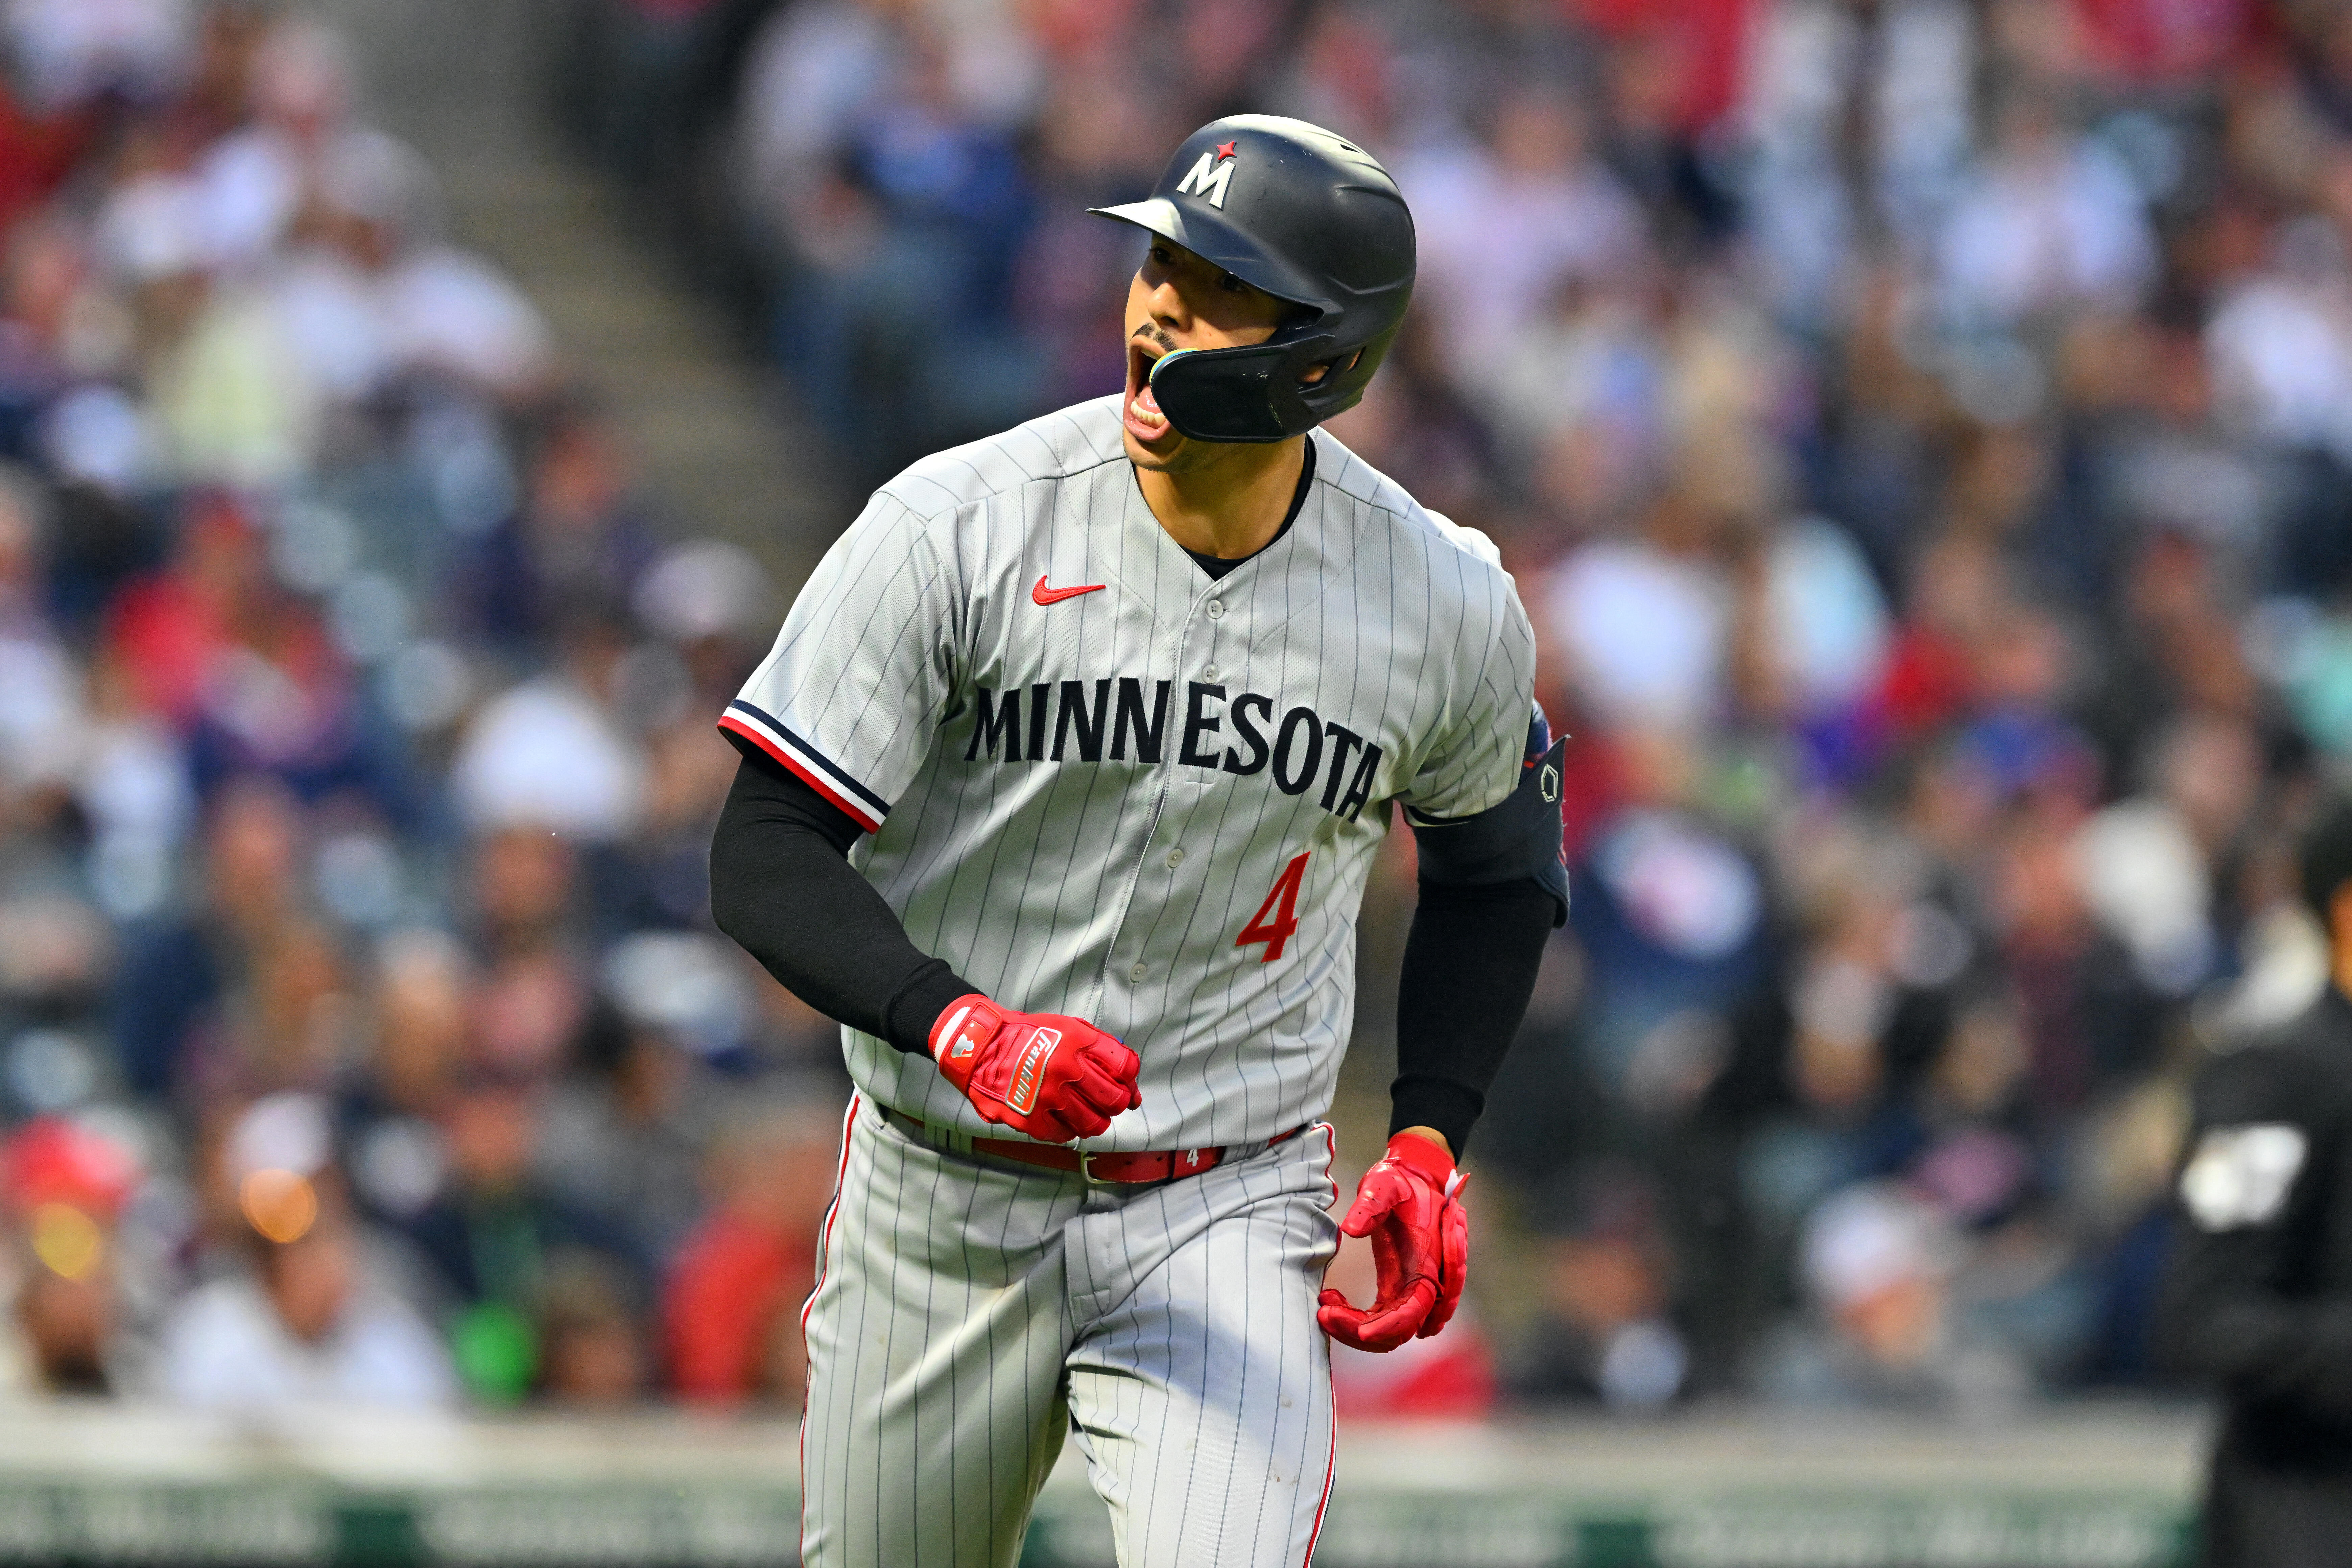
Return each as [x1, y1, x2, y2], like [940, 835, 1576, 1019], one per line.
[883, 1109, 1299, 1185]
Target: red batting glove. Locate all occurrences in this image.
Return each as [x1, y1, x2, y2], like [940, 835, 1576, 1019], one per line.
[929, 995, 1142, 1143]
[1316, 1132, 1469, 1352]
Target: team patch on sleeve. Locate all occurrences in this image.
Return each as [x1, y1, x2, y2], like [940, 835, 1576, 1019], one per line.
[719, 698, 892, 833]
[2180, 1123, 2308, 1230]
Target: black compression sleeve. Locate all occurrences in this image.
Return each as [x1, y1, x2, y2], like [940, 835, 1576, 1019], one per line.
[709, 751, 973, 1054]
[1388, 878, 1557, 1156]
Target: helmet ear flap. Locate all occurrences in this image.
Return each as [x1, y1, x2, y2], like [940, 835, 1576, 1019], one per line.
[1302, 316, 1403, 420]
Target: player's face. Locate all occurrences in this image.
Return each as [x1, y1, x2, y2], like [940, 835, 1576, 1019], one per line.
[1121, 240, 1294, 469]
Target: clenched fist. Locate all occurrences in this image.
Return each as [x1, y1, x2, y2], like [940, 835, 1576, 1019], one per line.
[929, 995, 1142, 1142]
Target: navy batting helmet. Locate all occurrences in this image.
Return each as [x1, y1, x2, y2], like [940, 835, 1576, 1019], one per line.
[1091, 115, 1416, 444]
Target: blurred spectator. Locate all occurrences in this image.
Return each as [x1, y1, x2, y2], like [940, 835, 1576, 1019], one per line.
[451, 603, 650, 845]
[735, 0, 1038, 471]
[339, 928, 465, 1226]
[536, 1251, 647, 1406]
[1757, 1180, 1997, 1408]
[4, 0, 191, 114]
[1401, 87, 1647, 395]
[1936, 90, 2157, 329]
[462, 825, 591, 1079]
[457, 402, 650, 656]
[535, 933, 746, 1260]
[662, 1099, 837, 1406]
[158, 1211, 457, 1410]
[0, 1116, 141, 1395]
[0, 470, 84, 790]
[158, 1093, 456, 1410]
[1510, 1177, 1687, 1412]
[112, 774, 307, 1100]
[399, 1075, 642, 1405]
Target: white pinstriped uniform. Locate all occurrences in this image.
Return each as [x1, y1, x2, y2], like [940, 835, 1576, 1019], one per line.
[727, 397, 1537, 1567]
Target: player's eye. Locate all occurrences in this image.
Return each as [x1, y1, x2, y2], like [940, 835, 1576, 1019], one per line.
[1148, 244, 1173, 265]
[1219, 272, 1249, 294]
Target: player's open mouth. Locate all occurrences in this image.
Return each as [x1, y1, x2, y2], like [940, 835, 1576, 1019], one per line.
[1124, 341, 1172, 442]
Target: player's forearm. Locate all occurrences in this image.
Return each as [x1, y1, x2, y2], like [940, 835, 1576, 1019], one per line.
[710, 757, 972, 1053]
[1388, 878, 1556, 1156]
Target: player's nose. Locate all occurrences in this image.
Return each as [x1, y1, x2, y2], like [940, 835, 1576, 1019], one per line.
[1145, 277, 1192, 333]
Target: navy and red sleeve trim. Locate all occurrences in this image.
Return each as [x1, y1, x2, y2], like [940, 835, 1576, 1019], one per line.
[717, 699, 893, 835]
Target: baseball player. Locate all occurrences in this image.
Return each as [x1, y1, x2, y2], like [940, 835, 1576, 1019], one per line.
[709, 115, 1568, 1568]
[2156, 798, 2352, 1566]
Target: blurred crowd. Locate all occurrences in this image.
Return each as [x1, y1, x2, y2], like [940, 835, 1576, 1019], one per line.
[567, 0, 2352, 1419]
[11, 0, 2352, 1427]
[0, 0, 854, 1413]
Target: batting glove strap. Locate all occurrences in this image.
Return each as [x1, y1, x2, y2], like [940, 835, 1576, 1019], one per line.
[1382, 1129, 1457, 1189]
[930, 995, 1049, 1111]
[930, 996, 1006, 1072]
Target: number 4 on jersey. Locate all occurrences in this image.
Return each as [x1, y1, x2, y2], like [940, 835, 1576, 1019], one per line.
[1236, 852, 1310, 962]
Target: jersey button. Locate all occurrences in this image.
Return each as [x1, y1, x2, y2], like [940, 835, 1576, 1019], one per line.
[1203, 664, 1219, 681]
[1130, 961, 1149, 981]
[1165, 849, 1184, 868]
[1206, 600, 1224, 620]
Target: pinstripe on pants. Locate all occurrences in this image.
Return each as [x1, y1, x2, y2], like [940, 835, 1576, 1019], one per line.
[799, 1097, 1341, 1568]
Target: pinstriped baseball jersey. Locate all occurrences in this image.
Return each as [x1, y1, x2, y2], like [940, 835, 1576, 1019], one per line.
[723, 394, 1536, 1149]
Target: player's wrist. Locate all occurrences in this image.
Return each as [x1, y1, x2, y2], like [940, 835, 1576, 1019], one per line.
[1387, 1076, 1479, 1161]
[879, 961, 981, 1056]
[1384, 1127, 1456, 1184]
[1391, 1125, 1454, 1163]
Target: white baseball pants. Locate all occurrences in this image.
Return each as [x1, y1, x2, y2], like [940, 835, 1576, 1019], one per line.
[797, 1095, 1341, 1568]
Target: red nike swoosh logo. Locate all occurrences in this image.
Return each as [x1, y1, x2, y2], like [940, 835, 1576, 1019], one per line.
[1032, 576, 1106, 606]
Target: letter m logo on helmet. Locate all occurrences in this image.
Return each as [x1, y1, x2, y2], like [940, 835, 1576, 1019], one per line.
[1172, 148, 1237, 210]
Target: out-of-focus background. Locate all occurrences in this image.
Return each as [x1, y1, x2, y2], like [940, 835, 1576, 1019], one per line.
[0, 0, 2342, 1561]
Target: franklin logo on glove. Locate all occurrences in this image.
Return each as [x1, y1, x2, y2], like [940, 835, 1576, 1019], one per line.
[1007, 1032, 1060, 1116]
[929, 996, 1141, 1143]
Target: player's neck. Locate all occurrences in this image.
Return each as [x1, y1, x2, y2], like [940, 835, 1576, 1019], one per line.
[1134, 436, 1306, 562]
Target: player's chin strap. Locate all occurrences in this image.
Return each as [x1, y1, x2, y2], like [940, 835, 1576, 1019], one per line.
[1147, 334, 1336, 444]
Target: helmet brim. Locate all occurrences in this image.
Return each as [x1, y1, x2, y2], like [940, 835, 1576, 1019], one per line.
[1089, 199, 1333, 316]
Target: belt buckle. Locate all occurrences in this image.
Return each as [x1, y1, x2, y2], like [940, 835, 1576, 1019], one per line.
[1074, 1147, 1113, 1186]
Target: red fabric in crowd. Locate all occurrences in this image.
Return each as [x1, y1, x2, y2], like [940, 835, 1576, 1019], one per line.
[664, 1210, 813, 1404]
[1330, 1329, 1499, 1420]
[106, 576, 234, 727]
[2, 1118, 140, 1219]
[1872, 626, 1978, 744]
[0, 87, 93, 243]
[2075, 0, 2253, 81]
[1569, 0, 1752, 132]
